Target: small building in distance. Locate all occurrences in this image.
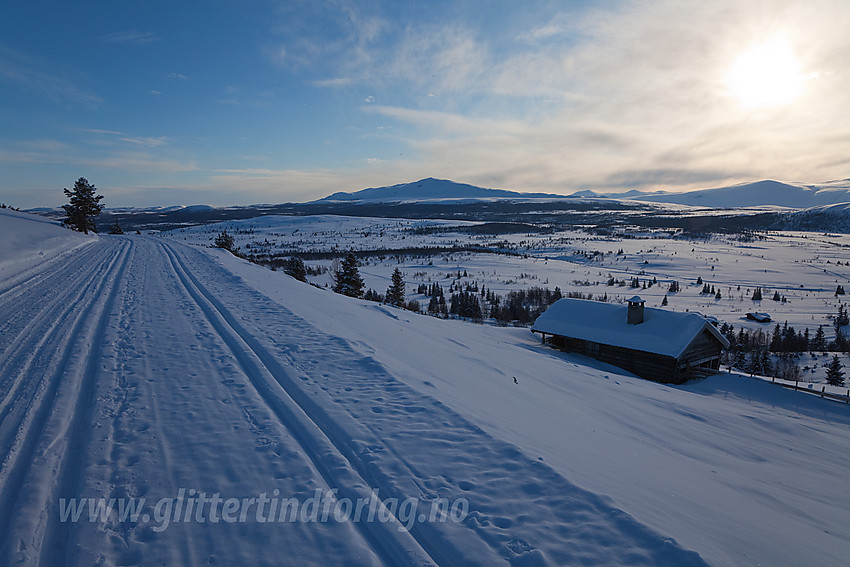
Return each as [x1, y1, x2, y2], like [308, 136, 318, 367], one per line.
[531, 296, 729, 384]
[746, 312, 772, 323]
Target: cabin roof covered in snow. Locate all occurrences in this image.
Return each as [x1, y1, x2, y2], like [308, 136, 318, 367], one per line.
[532, 298, 729, 359]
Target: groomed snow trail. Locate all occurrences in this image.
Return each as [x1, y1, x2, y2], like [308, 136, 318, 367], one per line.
[0, 237, 706, 566]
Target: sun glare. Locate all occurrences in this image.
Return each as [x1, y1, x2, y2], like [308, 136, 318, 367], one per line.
[726, 36, 806, 109]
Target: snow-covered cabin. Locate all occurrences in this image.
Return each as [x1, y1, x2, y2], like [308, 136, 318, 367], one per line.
[531, 296, 730, 384]
[746, 312, 772, 323]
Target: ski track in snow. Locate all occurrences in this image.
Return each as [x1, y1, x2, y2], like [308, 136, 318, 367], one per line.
[0, 239, 132, 564]
[0, 236, 709, 566]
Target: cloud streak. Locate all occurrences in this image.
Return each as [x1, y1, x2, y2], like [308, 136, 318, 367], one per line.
[100, 30, 161, 44]
[0, 46, 101, 107]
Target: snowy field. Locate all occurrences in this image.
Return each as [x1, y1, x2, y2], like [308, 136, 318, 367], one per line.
[165, 214, 850, 385]
[2, 208, 849, 566]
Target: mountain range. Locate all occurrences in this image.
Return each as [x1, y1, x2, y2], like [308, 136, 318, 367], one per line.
[320, 177, 850, 209]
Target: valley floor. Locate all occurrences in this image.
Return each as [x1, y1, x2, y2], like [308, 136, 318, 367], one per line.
[0, 231, 848, 565]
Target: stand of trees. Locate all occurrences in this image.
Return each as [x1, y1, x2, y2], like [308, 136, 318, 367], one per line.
[214, 230, 235, 252]
[722, 308, 850, 380]
[283, 257, 307, 282]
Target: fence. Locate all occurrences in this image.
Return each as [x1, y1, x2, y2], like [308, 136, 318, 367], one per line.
[766, 375, 850, 404]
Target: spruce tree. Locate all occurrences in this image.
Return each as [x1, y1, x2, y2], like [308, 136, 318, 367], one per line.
[107, 220, 124, 234]
[812, 325, 826, 351]
[835, 305, 849, 330]
[284, 257, 307, 282]
[386, 268, 405, 307]
[825, 355, 845, 386]
[333, 251, 364, 298]
[63, 177, 103, 234]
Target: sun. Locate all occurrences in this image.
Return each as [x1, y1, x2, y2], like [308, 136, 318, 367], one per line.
[725, 36, 806, 109]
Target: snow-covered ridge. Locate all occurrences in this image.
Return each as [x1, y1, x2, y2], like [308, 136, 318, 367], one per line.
[0, 208, 96, 285]
[611, 179, 850, 208]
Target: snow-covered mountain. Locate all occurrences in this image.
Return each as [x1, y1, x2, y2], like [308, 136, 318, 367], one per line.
[617, 179, 850, 208]
[318, 176, 850, 209]
[319, 177, 565, 202]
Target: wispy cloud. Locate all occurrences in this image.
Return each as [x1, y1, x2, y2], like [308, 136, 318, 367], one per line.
[119, 136, 169, 147]
[80, 152, 197, 173]
[100, 30, 161, 44]
[0, 46, 101, 107]
[78, 129, 171, 149]
[79, 128, 124, 136]
[310, 0, 850, 193]
[311, 77, 354, 87]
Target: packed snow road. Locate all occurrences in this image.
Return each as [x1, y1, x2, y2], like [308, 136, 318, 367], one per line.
[0, 236, 705, 566]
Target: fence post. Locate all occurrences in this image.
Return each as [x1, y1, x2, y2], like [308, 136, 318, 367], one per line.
[821, 386, 825, 398]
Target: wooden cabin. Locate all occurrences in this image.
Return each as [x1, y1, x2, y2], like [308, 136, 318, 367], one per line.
[531, 296, 729, 384]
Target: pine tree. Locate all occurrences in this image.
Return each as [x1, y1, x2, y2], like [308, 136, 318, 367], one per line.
[284, 257, 307, 282]
[825, 355, 845, 386]
[333, 251, 364, 298]
[661, 294, 668, 306]
[386, 268, 405, 307]
[107, 220, 124, 235]
[835, 305, 849, 330]
[364, 288, 383, 302]
[812, 325, 827, 352]
[733, 349, 747, 370]
[439, 295, 448, 318]
[63, 177, 104, 234]
[752, 287, 762, 301]
[833, 331, 848, 353]
[770, 324, 782, 352]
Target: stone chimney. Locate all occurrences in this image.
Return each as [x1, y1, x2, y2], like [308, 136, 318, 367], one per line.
[627, 296, 645, 325]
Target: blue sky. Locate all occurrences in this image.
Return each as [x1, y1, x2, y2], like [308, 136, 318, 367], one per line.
[1, 0, 848, 208]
